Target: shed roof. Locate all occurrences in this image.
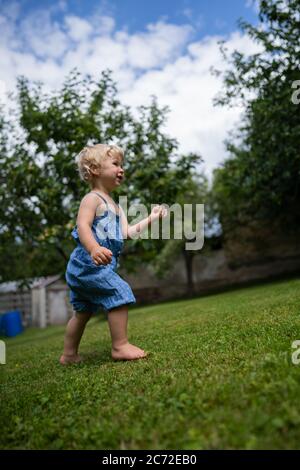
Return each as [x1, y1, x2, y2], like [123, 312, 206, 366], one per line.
[0, 274, 62, 293]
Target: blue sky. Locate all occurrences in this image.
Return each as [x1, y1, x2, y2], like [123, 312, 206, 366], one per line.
[3, 0, 259, 42]
[0, 0, 261, 179]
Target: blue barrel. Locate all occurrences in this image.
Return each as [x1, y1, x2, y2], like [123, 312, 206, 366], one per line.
[0, 314, 4, 335]
[1, 310, 24, 337]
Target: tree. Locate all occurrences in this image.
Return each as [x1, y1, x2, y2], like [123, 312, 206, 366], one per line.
[0, 69, 204, 290]
[211, 0, 300, 234]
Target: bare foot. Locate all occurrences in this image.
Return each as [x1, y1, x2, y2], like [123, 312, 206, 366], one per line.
[111, 342, 148, 361]
[59, 354, 83, 365]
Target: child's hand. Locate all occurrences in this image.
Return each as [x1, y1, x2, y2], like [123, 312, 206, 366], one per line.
[150, 204, 168, 222]
[90, 245, 113, 265]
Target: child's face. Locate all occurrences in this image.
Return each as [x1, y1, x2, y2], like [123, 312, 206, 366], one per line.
[95, 153, 124, 189]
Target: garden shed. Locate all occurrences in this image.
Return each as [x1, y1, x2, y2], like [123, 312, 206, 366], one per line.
[0, 275, 72, 328]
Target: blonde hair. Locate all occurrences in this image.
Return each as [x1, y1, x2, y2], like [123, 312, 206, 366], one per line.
[76, 143, 124, 183]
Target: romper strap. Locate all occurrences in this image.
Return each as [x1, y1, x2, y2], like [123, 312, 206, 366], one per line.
[90, 191, 120, 215]
[90, 191, 109, 209]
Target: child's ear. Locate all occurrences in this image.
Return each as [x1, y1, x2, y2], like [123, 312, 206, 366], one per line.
[90, 164, 101, 176]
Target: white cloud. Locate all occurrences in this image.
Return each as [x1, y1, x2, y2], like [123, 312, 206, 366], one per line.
[0, 79, 7, 104]
[0, 13, 18, 48]
[119, 32, 261, 181]
[0, 0, 21, 22]
[19, 10, 69, 59]
[181, 7, 204, 29]
[65, 15, 93, 41]
[0, 6, 261, 182]
[245, 0, 260, 13]
[96, 15, 116, 36]
[125, 21, 194, 69]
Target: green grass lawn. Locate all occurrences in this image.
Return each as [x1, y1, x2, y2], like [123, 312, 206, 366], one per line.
[1, 277, 300, 450]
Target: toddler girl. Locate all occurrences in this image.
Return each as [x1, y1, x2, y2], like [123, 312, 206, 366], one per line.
[60, 143, 167, 363]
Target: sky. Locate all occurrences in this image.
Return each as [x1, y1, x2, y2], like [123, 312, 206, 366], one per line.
[0, 0, 261, 182]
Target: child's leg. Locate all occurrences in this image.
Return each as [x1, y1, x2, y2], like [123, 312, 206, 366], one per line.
[60, 311, 92, 365]
[107, 305, 147, 360]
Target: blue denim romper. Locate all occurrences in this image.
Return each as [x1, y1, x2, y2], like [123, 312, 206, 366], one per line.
[65, 191, 136, 314]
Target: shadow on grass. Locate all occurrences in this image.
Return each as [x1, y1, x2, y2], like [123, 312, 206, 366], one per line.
[58, 349, 153, 368]
[56, 350, 112, 367]
[80, 350, 112, 365]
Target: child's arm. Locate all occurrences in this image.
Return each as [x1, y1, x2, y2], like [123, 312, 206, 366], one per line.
[119, 204, 168, 239]
[77, 194, 113, 265]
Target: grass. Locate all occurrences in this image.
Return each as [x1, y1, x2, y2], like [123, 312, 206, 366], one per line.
[1, 277, 300, 449]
